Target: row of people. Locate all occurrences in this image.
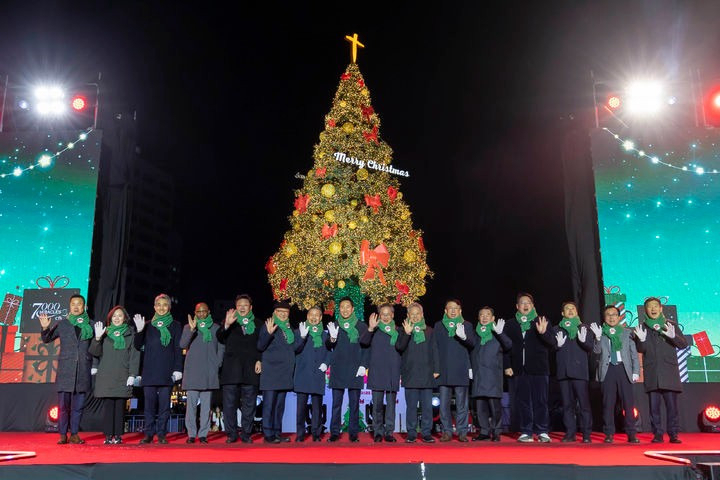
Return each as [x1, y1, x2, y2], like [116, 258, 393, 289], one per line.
[39, 292, 686, 445]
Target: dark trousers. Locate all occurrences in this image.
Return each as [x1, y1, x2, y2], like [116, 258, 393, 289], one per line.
[509, 375, 549, 435]
[371, 390, 397, 437]
[475, 396, 502, 436]
[58, 391, 86, 436]
[601, 363, 636, 435]
[262, 390, 287, 438]
[405, 387, 433, 438]
[143, 386, 171, 437]
[649, 389, 680, 436]
[330, 388, 360, 436]
[296, 392, 323, 436]
[102, 397, 126, 437]
[439, 385, 469, 436]
[558, 378, 592, 436]
[222, 383, 257, 439]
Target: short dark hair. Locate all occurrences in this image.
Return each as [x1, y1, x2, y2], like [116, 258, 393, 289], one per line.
[235, 294, 253, 305]
[561, 301, 577, 310]
[70, 294, 86, 305]
[339, 296, 354, 306]
[445, 298, 462, 308]
[479, 306, 495, 316]
[603, 304, 620, 315]
[516, 292, 534, 304]
[643, 297, 662, 309]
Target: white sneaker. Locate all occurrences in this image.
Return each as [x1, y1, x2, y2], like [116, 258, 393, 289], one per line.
[538, 433, 551, 443]
[517, 434, 534, 443]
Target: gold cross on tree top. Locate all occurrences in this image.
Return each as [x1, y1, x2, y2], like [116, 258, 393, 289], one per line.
[345, 33, 365, 63]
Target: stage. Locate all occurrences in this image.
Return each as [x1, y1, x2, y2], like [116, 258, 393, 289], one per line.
[1, 432, 718, 480]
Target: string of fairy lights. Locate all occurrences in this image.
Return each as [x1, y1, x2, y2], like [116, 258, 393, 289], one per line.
[0, 128, 93, 179]
[604, 127, 719, 175]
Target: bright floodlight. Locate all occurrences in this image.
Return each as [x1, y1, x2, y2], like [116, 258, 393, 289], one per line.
[33, 85, 66, 117]
[625, 80, 664, 116]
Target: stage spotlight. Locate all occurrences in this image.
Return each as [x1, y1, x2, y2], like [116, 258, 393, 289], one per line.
[431, 396, 440, 407]
[34, 85, 66, 117]
[71, 95, 87, 112]
[704, 86, 720, 127]
[607, 95, 621, 110]
[701, 405, 720, 433]
[625, 80, 664, 116]
[17, 99, 29, 110]
[46, 405, 59, 433]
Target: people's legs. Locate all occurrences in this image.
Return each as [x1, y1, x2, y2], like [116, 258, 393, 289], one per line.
[439, 386, 453, 435]
[573, 379, 592, 438]
[102, 398, 114, 437]
[649, 390, 663, 436]
[296, 392, 309, 435]
[113, 398, 126, 437]
[664, 391, 680, 438]
[273, 391, 287, 438]
[476, 397, 491, 435]
[186, 390, 200, 438]
[372, 390, 385, 437]
[156, 386, 171, 438]
[69, 392, 86, 436]
[507, 376, 520, 432]
[455, 386, 469, 437]
[488, 397, 503, 437]
[404, 388, 419, 438]
[558, 379, 576, 437]
[143, 386, 158, 437]
[348, 388, 360, 436]
[310, 394, 323, 436]
[198, 391, 212, 438]
[618, 370, 636, 436]
[601, 368, 619, 436]
[239, 384, 258, 438]
[222, 384, 239, 439]
[262, 390, 277, 438]
[515, 376, 533, 435]
[330, 389, 344, 436]
[419, 388, 433, 437]
[531, 375, 549, 434]
[385, 391, 397, 434]
[57, 392, 71, 436]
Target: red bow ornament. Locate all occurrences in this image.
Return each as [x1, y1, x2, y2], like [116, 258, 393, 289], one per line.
[361, 105, 374, 122]
[387, 186, 398, 202]
[364, 194, 382, 213]
[294, 194, 310, 214]
[341, 73, 351, 81]
[315, 167, 327, 178]
[360, 240, 389, 285]
[363, 125, 379, 144]
[265, 256, 277, 274]
[322, 223, 338, 239]
[395, 281, 410, 303]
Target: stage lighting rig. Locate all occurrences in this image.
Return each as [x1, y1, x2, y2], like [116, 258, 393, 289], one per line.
[701, 405, 720, 433]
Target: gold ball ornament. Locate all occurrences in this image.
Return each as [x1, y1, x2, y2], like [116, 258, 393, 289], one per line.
[337, 280, 346, 289]
[292, 210, 300, 217]
[403, 250, 417, 263]
[316, 269, 325, 278]
[350, 199, 358, 207]
[348, 221, 357, 230]
[342, 122, 354, 134]
[284, 243, 298, 257]
[329, 241, 342, 255]
[319, 132, 327, 141]
[356, 168, 369, 180]
[324, 210, 335, 222]
[360, 215, 369, 223]
[361, 88, 369, 97]
[321, 184, 336, 198]
[400, 212, 409, 220]
[339, 100, 347, 108]
[397, 192, 403, 199]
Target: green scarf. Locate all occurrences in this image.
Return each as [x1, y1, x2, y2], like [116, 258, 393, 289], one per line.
[560, 316, 581, 340]
[515, 309, 537, 333]
[339, 312, 359, 343]
[273, 314, 294, 344]
[442, 314, 463, 337]
[308, 323, 323, 348]
[475, 322, 494, 345]
[602, 323, 624, 352]
[151, 312, 174, 347]
[197, 315, 214, 342]
[68, 312, 93, 341]
[411, 319, 426, 344]
[644, 313, 665, 333]
[107, 323, 129, 349]
[235, 311, 256, 334]
[378, 322, 398, 346]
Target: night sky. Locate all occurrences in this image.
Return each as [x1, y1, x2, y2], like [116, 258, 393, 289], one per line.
[2, 1, 720, 322]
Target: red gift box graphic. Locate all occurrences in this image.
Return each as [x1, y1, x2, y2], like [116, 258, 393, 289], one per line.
[692, 331, 715, 357]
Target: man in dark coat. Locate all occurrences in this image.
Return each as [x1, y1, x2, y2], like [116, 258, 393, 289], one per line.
[432, 298, 476, 442]
[634, 297, 689, 444]
[217, 294, 262, 443]
[470, 307, 511, 442]
[180, 302, 224, 444]
[258, 300, 301, 443]
[504, 292, 555, 443]
[399, 302, 438, 443]
[361, 303, 409, 443]
[294, 306, 330, 442]
[326, 297, 369, 442]
[133, 293, 184, 444]
[553, 301, 593, 443]
[40, 294, 94, 445]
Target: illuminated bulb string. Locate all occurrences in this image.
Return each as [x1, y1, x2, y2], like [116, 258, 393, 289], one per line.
[0, 128, 93, 179]
[603, 127, 719, 175]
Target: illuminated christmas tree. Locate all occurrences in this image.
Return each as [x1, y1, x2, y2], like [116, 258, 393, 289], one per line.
[266, 34, 431, 312]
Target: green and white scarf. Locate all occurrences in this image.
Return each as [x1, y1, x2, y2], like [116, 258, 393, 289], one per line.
[411, 319, 426, 344]
[644, 313, 666, 333]
[308, 323, 323, 348]
[378, 322, 398, 346]
[602, 323, 624, 352]
[442, 314, 463, 337]
[476, 322, 494, 345]
[273, 314, 294, 344]
[151, 312, 174, 347]
[68, 312, 93, 341]
[197, 315, 214, 342]
[235, 311, 256, 334]
[107, 323, 129, 349]
[560, 316, 581, 340]
[515, 309, 537, 333]
[339, 312, 359, 343]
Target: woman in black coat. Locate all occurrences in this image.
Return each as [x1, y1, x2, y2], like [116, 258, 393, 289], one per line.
[89, 306, 140, 444]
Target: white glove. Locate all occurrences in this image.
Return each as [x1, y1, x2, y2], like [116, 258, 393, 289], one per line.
[133, 314, 145, 332]
[662, 322, 676, 339]
[356, 366, 366, 377]
[632, 373, 640, 383]
[590, 323, 602, 340]
[319, 363, 328, 372]
[455, 322, 467, 340]
[468, 369, 473, 380]
[634, 325, 647, 342]
[126, 376, 135, 386]
[555, 331, 566, 348]
[493, 318, 505, 334]
[93, 321, 106, 340]
[172, 371, 182, 382]
[299, 322, 309, 339]
[578, 326, 587, 343]
[327, 322, 339, 339]
[91, 367, 98, 375]
[135, 376, 142, 386]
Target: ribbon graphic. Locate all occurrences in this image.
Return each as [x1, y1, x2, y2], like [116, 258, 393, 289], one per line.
[360, 240, 389, 285]
[35, 276, 70, 289]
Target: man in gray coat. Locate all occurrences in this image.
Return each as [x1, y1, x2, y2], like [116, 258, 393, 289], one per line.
[181, 302, 224, 444]
[591, 305, 640, 444]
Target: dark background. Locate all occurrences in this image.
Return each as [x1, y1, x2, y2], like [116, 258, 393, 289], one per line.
[2, 0, 720, 322]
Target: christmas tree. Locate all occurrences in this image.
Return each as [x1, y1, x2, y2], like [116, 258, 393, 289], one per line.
[266, 34, 431, 312]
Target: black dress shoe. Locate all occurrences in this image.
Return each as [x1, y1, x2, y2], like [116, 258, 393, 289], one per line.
[491, 434, 501, 442]
[561, 435, 576, 443]
[140, 436, 154, 444]
[104, 435, 113, 445]
[669, 436, 681, 444]
[264, 436, 281, 444]
[627, 435, 640, 444]
[186, 437, 196, 444]
[328, 434, 340, 442]
[582, 436, 591, 444]
[226, 436, 238, 444]
[240, 435, 252, 444]
[422, 435, 436, 443]
[312, 435, 321, 442]
[473, 433, 491, 441]
[651, 434, 664, 443]
[277, 436, 290, 443]
[384, 435, 397, 443]
[158, 436, 168, 444]
[69, 434, 85, 444]
[57, 434, 68, 445]
[406, 436, 417, 443]
[457, 435, 469, 442]
[374, 435, 383, 443]
[349, 434, 359, 442]
[113, 435, 123, 444]
[199, 437, 208, 444]
[295, 434, 306, 442]
[604, 435, 613, 443]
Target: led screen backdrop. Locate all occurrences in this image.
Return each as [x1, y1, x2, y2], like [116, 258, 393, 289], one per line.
[591, 126, 720, 382]
[0, 129, 101, 383]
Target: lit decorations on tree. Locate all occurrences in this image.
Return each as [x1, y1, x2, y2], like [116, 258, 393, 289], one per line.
[266, 34, 432, 310]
